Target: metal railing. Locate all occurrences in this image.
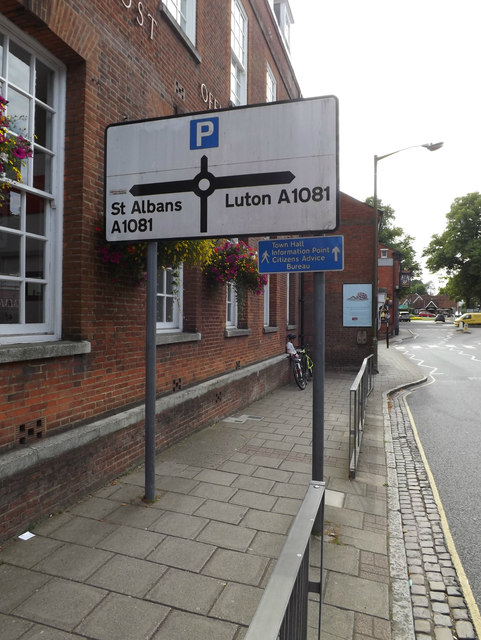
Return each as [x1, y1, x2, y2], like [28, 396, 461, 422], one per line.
[349, 354, 374, 478]
[245, 481, 325, 640]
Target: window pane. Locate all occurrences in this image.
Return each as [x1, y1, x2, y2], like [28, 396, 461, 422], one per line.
[0, 34, 4, 72]
[165, 268, 174, 295]
[0, 231, 20, 275]
[26, 236, 44, 278]
[164, 0, 187, 30]
[8, 41, 30, 92]
[35, 103, 53, 149]
[165, 297, 174, 322]
[33, 150, 52, 192]
[26, 193, 45, 235]
[231, 1, 246, 64]
[0, 189, 21, 231]
[0, 279, 20, 323]
[6, 87, 30, 135]
[156, 296, 165, 323]
[35, 59, 54, 106]
[26, 281, 44, 323]
[157, 268, 166, 294]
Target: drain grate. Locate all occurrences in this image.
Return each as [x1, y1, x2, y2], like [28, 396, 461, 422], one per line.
[16, 417, 46, 445]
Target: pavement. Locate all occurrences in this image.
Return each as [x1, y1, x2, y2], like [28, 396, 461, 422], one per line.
[0, 327, 478, 639]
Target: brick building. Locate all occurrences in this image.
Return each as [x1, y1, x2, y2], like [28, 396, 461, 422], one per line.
[377, 243, 402, 337]
[0, 1, 382, 542]
[0, 0, 308, 541]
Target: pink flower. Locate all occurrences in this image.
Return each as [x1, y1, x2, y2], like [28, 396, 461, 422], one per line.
[13, 147, 27, 159]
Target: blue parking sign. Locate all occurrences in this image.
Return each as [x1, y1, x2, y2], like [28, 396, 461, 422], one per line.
[190, 117, 219, 150]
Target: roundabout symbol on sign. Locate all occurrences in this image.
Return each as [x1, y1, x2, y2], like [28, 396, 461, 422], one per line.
[129, 155, 295, 233]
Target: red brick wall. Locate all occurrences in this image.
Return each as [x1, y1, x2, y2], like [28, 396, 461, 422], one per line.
[0, 358, 290, 542]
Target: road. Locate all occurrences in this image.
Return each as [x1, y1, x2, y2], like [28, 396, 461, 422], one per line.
[394, 320, 481, 608]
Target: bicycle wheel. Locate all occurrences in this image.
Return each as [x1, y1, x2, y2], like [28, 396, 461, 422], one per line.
[293, 360, 307, 390]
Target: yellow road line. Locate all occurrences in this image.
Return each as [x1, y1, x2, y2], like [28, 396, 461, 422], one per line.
[403, 390, 481, 635]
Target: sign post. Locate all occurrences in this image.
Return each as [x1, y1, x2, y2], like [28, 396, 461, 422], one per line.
[104, 95, 339, 501]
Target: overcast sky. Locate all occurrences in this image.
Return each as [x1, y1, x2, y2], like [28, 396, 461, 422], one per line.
[288, 0, 481, 289]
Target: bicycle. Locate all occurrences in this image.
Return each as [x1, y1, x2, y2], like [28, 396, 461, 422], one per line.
[289, 346, 314, 390]
[297, 345, 314, 381]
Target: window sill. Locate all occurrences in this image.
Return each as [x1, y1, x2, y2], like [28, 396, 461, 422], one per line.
[224, 327, 251, 338]
[0, 340, 91, 364]
[263, 326, 279, 334]
[156, 332, 201, 345]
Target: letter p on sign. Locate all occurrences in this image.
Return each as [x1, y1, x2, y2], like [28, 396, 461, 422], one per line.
[190, 117, 219, 149]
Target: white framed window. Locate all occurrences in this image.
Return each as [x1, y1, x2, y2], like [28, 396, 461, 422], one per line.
[162, 0, 196, 44]
[226, 281, 238, 327]
[156, 265, 183, 332]
[263, 275, 270, 325]
[273, 0, 293, 52]
[230, 0, 248, 106]
[266, 63, 277, 102]
[0, 17, 65, 343]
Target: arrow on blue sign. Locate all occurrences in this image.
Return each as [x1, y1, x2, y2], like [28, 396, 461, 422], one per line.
[258, 236, 344, 274]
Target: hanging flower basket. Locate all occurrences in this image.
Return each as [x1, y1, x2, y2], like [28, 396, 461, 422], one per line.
[0, 96, 33, 198]
[96, 220, 216, 284]
[203, 240, 268, 307]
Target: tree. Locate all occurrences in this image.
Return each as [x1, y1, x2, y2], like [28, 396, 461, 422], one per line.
[365, 196, 421, 277]
[423, 192, 481, 307]
[410, 279, 427, 295]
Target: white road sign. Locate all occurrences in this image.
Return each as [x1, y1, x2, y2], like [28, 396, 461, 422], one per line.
[104, 96, 338, 241]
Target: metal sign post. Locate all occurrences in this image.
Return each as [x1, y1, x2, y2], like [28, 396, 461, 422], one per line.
[144, 241, 157, 501]
[104, 96, 339, 503]
[258, 238, 343, 500]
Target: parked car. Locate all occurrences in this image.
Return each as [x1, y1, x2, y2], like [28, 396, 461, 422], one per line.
[434, 314, 445, 322]
[419, 311, 435, 317]
[399, 312, 411, 322]
[454, 312, 481, 327]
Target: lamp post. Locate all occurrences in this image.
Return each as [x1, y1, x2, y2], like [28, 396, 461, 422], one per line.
[372, 142, 443, 372]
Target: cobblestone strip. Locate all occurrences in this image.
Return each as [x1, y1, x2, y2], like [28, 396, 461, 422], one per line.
[389, 390, 477, 640]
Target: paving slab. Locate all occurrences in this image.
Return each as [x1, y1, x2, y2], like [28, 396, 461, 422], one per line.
[87, 554, 167, 596]
[76, 592, 169, 640]
[13, 577, 106, 631]
[152, 610, 239, 640]
[324, 572, 390, 619]
[146, 568, 225, 614]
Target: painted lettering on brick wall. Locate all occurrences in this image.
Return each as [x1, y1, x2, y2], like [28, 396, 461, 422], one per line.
[120, 0, 158, 40]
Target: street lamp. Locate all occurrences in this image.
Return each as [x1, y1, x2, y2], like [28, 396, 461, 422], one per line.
[372, 141, 443, 372]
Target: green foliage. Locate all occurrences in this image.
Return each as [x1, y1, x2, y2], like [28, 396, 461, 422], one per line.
[365, 196, 421, 277]
[410, 279, 427, 295]
[423, 192, 481, 307]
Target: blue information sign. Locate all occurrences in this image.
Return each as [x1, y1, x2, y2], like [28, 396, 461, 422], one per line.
[258, 236, 343, 273]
